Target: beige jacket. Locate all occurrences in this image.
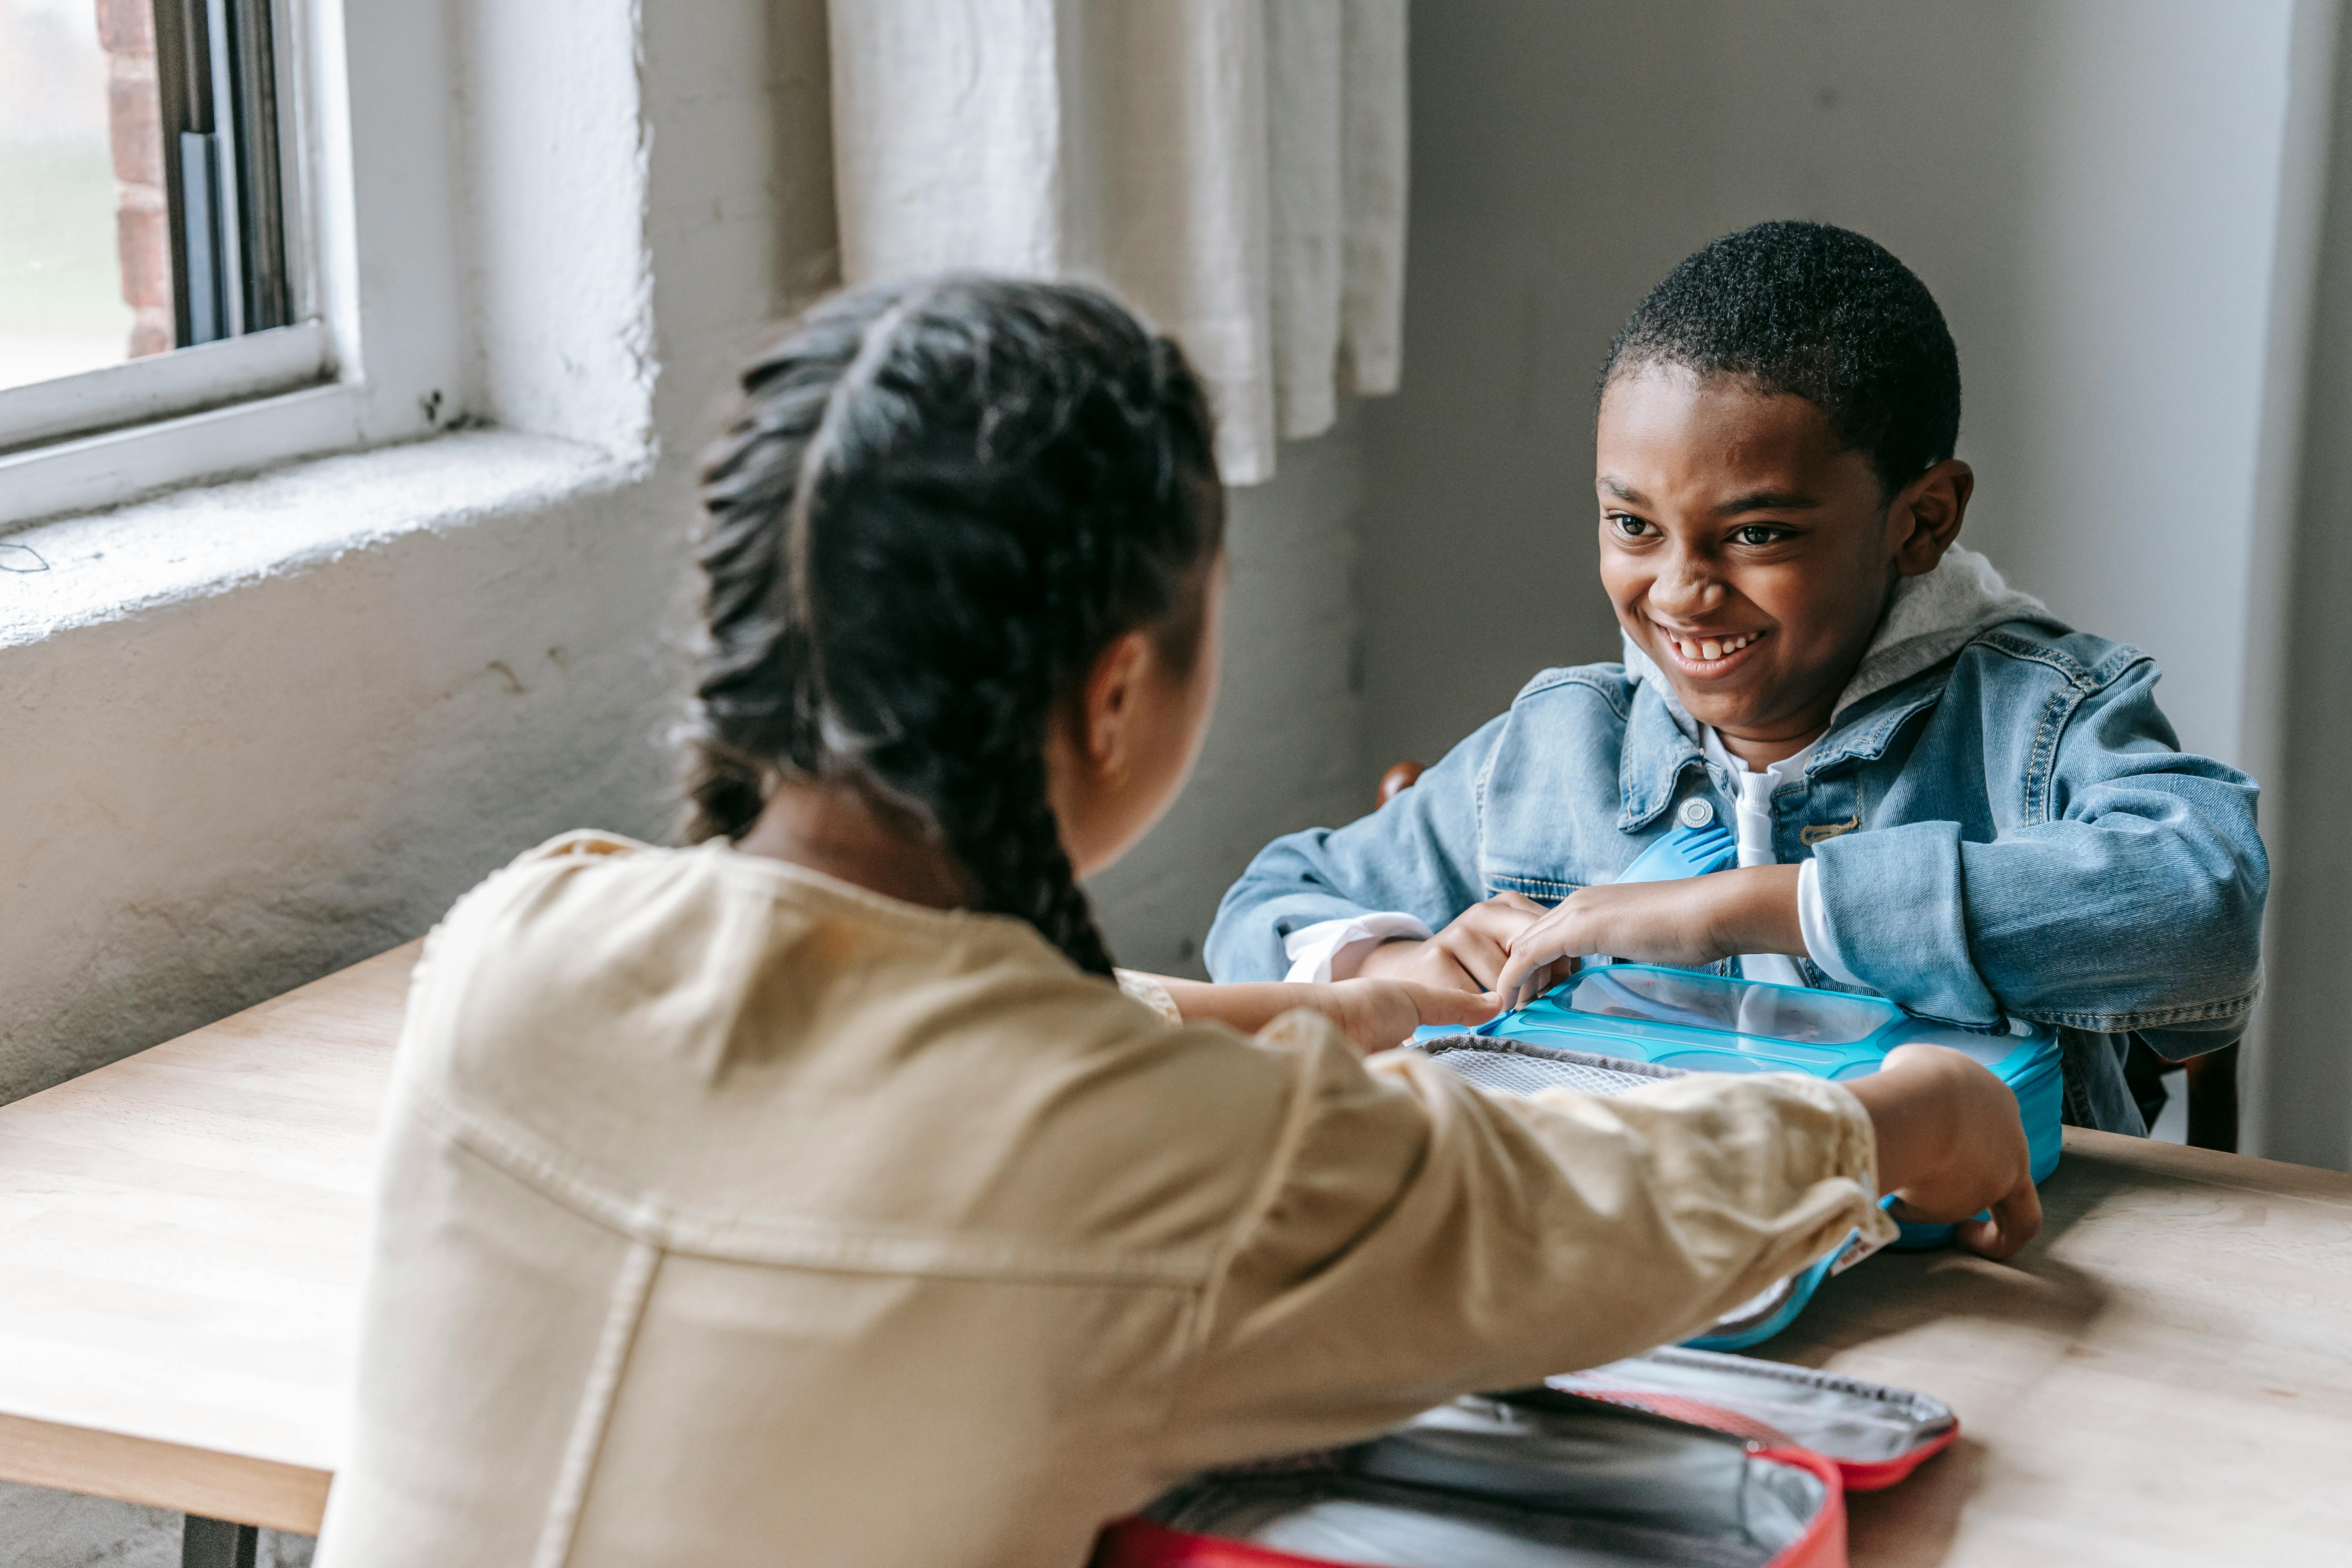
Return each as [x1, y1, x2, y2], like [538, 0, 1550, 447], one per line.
[317, 833, 1895, 1568]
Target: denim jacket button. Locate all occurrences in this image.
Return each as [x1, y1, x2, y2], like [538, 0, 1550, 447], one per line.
[1677, 798, 1716, 828]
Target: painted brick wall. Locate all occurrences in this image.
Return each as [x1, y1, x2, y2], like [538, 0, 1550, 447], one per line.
[96, 0, 171, 357]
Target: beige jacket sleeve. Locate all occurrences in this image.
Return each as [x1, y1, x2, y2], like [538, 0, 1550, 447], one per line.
[1156, 1010, 1898, 1474]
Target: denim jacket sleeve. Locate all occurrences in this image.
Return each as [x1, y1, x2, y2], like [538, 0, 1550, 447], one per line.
[1810, 648, 2268, 1034]
[1203, 716, 1506, 981]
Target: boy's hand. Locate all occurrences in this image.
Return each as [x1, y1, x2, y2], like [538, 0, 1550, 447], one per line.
[1491, 866, 1807, 1009]
[1355, 893, 1550, 993]
[1843, 1044, 2043, 1259]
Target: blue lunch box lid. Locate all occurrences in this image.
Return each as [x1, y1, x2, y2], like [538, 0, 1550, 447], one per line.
[1417, 963, 2065, 1258]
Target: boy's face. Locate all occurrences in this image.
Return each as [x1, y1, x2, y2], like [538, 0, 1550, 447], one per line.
[1594, 364, 1968, 759]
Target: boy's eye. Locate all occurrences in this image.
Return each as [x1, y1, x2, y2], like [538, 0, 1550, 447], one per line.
[1733, 524, 1789, 546]
[1608, 513, 1653, 538]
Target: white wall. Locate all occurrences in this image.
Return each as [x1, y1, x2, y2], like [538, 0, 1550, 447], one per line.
[0, 1, 798, 1551]
[1360, 2, 1717, 770]
[1356, 0, 2347, 1165]
[0, 0, 1365, 1104]
[1089, 406, 1370, 977]
[0, 0, 1367, 1554]
[1362, 0, 2298, 773]
[2243, 0, 2352, 1172]
[0, 0, 798, 1104]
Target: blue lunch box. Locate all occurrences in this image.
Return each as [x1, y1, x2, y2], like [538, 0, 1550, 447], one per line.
[1414, 963, 2062, 1349]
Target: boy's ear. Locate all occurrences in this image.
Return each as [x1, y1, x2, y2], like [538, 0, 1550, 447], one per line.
[1891, 458, 1974, 577]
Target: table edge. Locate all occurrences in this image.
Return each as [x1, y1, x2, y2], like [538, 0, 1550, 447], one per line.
[0, 1411, 330, 1534]
[2060, 1125, 2352, 1204]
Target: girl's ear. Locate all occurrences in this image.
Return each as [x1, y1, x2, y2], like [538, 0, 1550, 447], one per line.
[1892, 458, 1974, 577]
[1077, 630, 1154, 779]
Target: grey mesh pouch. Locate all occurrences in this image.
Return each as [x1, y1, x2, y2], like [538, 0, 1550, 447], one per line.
[1413, 1035, 1695, 1096]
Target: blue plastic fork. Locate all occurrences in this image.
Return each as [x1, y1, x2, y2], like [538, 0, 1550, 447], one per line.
[1613, 815, 1737, 884]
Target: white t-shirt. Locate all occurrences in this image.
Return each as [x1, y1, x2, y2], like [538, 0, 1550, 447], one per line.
[1698, 728, 1861, 989]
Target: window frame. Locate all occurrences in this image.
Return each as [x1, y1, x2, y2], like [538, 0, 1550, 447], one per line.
[0, 0, 470, 532]
[155, 0, 295, 347]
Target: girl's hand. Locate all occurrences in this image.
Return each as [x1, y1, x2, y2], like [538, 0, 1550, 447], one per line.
[1843, 1044, 2043, 1259]
[1149, 977, 1495, 1053]
[1490, 865, 1807, 1009]
[1355, 892, 1550, 993]
[1310, 978, 1500, 1054]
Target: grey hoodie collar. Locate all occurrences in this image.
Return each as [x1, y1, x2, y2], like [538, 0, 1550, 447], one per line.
[1619, 544, 2066, 734]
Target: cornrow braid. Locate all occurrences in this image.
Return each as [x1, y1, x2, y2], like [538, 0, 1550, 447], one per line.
[686, 276, 1221, 976]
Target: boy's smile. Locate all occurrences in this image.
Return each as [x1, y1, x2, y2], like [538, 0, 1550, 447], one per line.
[1594, 365, 1972, 766]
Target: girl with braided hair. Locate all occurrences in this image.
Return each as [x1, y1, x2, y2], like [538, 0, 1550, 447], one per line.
[321, 276, 2039, 1568]
[679, 273, 1483, 1045]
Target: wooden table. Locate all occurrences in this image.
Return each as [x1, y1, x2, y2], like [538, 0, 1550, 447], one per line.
[0, 943, 2346, 1565]
[0, 943, 412, 1557]
[1775, 1128, 2352, 1565]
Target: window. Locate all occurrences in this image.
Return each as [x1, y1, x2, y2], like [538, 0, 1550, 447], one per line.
[0, 0, 150, 391]
[0, 0, 616, 533]
[0, 0, 407, 529]
[0, 0, 319, 428]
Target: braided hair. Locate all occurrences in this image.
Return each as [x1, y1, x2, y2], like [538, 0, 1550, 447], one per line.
[686, 276, 1222, 976]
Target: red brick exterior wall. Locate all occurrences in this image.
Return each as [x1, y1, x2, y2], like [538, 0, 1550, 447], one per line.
[97, 0, 171, 357]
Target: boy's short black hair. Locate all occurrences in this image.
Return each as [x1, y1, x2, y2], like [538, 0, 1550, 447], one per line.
[1601, 221, 1961, 498]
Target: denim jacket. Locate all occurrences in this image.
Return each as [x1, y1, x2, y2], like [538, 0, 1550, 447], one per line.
[1205, 622, 2269, 1134]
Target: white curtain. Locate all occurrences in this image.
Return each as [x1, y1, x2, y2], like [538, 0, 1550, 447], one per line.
[826, 0, 1409, 485]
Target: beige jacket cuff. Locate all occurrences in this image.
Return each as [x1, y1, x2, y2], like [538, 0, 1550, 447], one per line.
[1114, 969, 1184, 1026]
[1572, 1072, 1901, 1258]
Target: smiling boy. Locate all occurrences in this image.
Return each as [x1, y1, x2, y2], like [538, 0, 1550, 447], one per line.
[1204, 221, 2268, 1133]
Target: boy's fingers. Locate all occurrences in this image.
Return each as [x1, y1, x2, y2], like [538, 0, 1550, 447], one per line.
[1448, 930, 1512, 990]
[1425, 947, 1489, 994]
[1496, 909, 1582, 1008]
[1495, 943, 1561, 1011]
[1463, 903, 1543, 953]
[1466, 893, 1546, 938]
[1491, 954, 1529, 1009]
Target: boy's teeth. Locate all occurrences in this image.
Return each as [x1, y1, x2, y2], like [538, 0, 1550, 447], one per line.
[1676, 632, 1756, 661]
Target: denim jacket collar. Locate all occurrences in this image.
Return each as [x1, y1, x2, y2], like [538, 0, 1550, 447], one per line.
[1806, 669, 1952, 773]
[1617, 682, 1707, 831]
[1617, 660, 1959, 832]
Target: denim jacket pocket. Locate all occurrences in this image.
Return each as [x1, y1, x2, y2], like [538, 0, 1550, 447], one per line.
[1486, 873, 1582, 907]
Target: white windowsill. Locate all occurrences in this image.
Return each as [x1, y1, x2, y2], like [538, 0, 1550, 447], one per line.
[0, 428, 646, 653]
[0, 323, 334, 457]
